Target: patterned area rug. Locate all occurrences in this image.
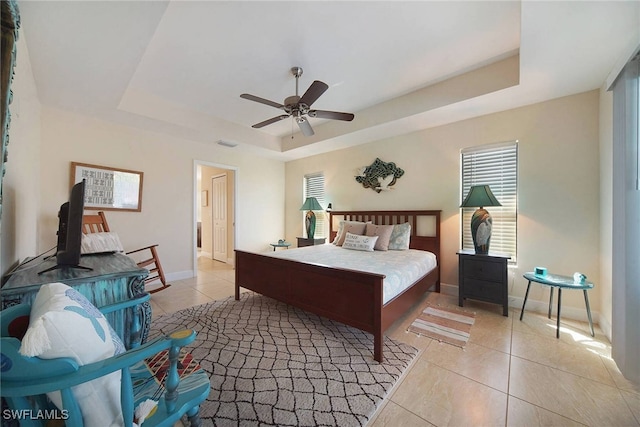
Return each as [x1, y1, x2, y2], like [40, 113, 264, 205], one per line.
[149, 293, 418, 427]
[407, 304, 476, 348]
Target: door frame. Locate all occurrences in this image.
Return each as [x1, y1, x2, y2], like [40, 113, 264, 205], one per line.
[193, 160, 237, 275]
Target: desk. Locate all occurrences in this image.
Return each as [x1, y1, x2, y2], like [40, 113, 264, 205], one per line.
[2, 253, 150, 347]
[520, 272, 595, 338]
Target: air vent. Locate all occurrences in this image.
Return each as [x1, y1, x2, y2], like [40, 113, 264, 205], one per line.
[217, 140, 238, 148]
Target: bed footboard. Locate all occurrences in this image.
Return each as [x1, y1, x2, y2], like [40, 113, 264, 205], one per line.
[235, 250, 387, 361]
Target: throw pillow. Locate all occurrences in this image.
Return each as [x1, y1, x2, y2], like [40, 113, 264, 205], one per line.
[81, 232, 124, 254]
[389, 222, 411, 250]
[342, 232, 378, 252]
[20, 282, 124, 427]
[334, 221, 370, 246]
[365, 223, 395, 251]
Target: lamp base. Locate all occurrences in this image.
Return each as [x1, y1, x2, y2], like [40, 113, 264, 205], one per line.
[471, 208, 492, 255]
[305, 210, 316, 239]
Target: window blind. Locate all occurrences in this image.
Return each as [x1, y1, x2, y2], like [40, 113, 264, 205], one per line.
[304, 172, 325, 237]
[461, 142, 518, 261]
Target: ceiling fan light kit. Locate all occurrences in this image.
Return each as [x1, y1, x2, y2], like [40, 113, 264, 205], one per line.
[240, 67, 355, 136]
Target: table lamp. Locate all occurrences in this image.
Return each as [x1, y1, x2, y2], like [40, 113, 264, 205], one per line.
[300, 197, 323, 239]
[460, 185, 501, 254]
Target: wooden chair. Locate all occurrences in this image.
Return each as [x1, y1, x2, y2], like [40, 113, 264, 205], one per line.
[82, 211, 171, 293]
[0, 293, 210, 427]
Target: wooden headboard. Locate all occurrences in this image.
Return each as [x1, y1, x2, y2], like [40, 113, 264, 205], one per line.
[328, 210, 441, 260]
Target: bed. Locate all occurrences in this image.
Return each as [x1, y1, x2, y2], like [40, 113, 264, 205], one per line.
[234, 209, 441, 362]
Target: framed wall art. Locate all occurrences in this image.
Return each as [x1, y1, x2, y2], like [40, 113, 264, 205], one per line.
[354, 158, 404, 193]
[71, 162, 144, 212]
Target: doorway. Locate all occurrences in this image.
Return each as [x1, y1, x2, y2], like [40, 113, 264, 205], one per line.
[195, 162, 235, 270]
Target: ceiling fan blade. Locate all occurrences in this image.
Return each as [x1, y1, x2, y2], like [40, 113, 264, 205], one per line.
[309, 110, 355, 121]
[240, 93, 284, 109]
[297, 117, 314, 136]
[252, 115, 289, 128]
[299, 80, 329, 107]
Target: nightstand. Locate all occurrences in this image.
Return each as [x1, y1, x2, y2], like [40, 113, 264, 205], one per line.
[457, 250, 510, 316]
[297, 237, 326, 247]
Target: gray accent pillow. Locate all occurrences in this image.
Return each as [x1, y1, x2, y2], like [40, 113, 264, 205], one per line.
[389, 222, 411, 250]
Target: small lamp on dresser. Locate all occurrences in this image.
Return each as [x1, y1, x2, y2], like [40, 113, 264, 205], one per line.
[460, 185, 502, 254]
[300, 197, 323, 239]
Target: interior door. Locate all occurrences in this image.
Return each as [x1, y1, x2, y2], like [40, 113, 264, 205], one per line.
[212, 175, 227, 262]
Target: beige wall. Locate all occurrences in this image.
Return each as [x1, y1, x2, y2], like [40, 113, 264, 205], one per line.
[285, 90, 601, 319]
[34, 108, 284, 280]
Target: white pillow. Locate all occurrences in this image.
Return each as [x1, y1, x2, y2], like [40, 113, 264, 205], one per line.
[81, 232, 124, 254]
[20, 282, 124, 427]
[333, 221, 371, 246]
[342, 232, 378, 252]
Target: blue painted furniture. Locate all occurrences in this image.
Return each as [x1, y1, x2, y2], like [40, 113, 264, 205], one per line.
[2, 252, 151, 347]
[0, 294, 211, 427]
[270, 241, 291, 251]
[520, 272, 595, 338]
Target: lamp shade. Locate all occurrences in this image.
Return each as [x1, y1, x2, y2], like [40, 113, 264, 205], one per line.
[460, 185, 502, 208]
[300, 197, 323, 211]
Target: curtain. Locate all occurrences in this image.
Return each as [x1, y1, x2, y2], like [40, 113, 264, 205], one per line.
[611, 51, 640, 383]
[1, 0, 20, 219]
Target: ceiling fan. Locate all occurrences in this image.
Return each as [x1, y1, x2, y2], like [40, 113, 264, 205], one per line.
[240, 67, 355, 136]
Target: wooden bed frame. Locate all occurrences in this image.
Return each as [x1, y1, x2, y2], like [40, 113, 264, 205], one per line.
[235, 210, 441, 362]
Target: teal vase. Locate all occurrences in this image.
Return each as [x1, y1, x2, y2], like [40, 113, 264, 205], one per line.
[305, 211, 316, 239]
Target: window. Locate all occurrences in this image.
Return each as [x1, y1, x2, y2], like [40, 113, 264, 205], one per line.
[461, 142, 518, 262]
[304, 172, 325, 237]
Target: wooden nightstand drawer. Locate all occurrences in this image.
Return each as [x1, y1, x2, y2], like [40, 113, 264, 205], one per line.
[463, 278, 503, 301]
[462, 259, 503, 282]
[297, 237, 326, 247]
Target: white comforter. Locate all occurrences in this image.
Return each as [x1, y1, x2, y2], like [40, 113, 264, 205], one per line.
[265, 244, 437, 304]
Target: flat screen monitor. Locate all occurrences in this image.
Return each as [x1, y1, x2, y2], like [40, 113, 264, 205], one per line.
[39, 179, 92, 274]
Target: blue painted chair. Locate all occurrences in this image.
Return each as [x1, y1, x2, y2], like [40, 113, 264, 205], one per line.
[0, 294, 210, 427]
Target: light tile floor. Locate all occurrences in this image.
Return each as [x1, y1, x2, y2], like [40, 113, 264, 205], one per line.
[151, 256, 640, 427]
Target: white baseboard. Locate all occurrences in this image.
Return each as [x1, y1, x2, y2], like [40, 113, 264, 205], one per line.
[165, 270, 195, 282]
[440, 283, 600, 325]
[599, 314, 612, 342]
[507, 294, 600, 325]
[440, 282, 458, 296]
